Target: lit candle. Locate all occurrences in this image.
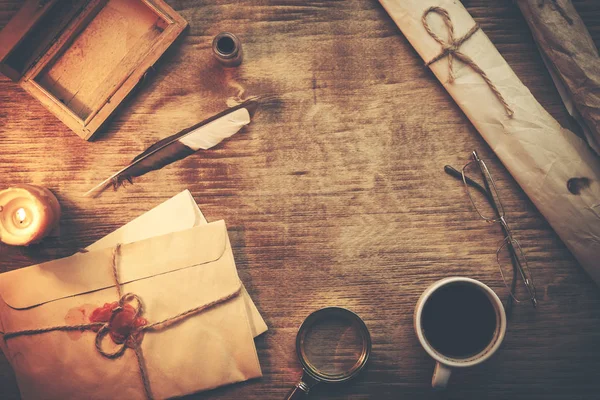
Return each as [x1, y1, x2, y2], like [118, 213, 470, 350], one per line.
[0, 184, 61, 246]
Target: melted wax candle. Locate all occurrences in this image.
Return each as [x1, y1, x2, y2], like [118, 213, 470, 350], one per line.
[0, 184, 61, 246]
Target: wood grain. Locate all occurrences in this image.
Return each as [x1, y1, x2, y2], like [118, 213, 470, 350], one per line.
[1, 0, 600, 399]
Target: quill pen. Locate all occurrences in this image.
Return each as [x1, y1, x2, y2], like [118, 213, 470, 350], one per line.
[84, 98, 259, 197]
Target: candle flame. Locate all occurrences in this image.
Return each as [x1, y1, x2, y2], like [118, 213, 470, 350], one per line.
[15, 208, 27, 224]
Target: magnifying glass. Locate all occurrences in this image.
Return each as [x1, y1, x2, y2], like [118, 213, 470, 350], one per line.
[285, 307, 372, 399]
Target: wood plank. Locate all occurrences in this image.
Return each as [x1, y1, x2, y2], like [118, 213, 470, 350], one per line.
[0, 0, 600, 399]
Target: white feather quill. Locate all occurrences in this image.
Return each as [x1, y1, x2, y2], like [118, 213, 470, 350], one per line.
[84, 98, 258, 197]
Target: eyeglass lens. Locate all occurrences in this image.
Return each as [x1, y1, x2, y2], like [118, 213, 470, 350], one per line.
[462, 159, 504, 222]
[461, 155, 536, 305]
[497, 237, 536, 302]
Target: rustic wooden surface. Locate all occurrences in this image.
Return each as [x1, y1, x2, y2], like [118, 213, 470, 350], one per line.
[1, 0, 600, 399]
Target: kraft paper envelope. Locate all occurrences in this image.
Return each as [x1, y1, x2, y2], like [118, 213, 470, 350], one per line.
[87, 189, 267, 337]
[0, 221, 261, 400]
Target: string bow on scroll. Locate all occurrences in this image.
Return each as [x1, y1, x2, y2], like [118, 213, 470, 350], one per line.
[422, 7, 514, 117]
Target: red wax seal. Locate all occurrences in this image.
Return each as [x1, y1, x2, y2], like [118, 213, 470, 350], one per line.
[90, 302, 147, 347]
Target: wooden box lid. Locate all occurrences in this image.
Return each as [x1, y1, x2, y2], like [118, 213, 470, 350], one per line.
[0, 0, 187, 140]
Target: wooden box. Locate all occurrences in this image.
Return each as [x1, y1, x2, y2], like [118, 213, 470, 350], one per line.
[0, 0, 187, 140]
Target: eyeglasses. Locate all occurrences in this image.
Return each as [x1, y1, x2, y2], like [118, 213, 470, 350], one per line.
[445, 150, 537, 309]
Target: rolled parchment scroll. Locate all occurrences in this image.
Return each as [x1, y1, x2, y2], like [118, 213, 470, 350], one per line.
[517, 0, 600, 156]
[378, 0, 600, 284]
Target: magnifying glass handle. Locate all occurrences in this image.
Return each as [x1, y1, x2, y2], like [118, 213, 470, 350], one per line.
[285, 381, 311, 400]
[285, 372, 318, 400]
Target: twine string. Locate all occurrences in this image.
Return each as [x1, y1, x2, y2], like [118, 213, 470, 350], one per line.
[142, 288, 242, 332]
[422, 6, 514, 117]
[131, 334, 153, 400]
[3, 322, 105, 340]
[95, 324, 128, 359]
[1, 244, 243, 400]
[111, 245, 122, 299]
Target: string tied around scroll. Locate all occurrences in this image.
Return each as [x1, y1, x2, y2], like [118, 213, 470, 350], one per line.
[1, 244, 243, 400]
[422, 6, 514, 118]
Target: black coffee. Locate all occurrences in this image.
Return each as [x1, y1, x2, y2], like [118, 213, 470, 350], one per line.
[421, 282, 497, 358]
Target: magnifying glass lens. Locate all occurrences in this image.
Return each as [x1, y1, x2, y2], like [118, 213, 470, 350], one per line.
[301, 315, 365, 377]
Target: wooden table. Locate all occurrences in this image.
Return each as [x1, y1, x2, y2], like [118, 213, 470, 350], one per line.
[1, 1, 600, 399]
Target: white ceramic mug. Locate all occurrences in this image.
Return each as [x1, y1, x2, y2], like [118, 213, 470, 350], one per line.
[414, 277, 507, 389]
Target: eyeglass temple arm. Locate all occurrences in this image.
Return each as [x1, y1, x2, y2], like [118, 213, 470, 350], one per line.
[444, 165, 493, 203]
[444, 164, 519, 310]
[444, 164, 508, 223]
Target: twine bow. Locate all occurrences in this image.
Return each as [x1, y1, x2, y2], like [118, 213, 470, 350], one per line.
[422, 6, 514, 117]
[92, 293, 147, 359]
[1, 245, 243, 400]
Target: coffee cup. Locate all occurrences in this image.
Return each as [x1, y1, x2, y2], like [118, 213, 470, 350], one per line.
[414, 277, 507, 389]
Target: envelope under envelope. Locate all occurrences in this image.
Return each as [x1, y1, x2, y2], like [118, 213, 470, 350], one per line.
[86, 189, 267, 337]
[0, 221, 261, 399]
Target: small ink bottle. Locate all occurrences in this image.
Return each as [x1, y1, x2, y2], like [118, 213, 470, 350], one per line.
[212, 32, 243, 67]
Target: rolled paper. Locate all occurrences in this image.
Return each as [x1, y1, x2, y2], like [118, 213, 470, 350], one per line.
[0, 184, 61, 246]
[516, 0, 600, 155]
[378, 1, 600, 284]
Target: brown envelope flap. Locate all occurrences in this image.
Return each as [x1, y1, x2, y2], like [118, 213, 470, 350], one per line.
[0, 220, 228, 310]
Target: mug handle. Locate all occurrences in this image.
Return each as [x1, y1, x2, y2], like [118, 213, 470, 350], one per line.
[432, 362, 452, 389]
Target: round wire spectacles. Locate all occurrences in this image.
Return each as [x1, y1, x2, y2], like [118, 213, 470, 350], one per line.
[449, 150, 537, 308]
